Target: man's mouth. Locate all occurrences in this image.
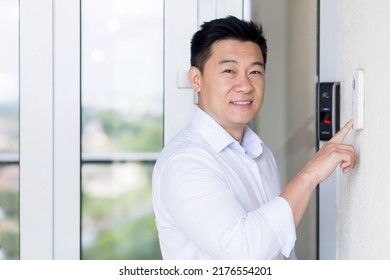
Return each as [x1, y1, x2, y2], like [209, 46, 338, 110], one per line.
[229, 101, 253, 105]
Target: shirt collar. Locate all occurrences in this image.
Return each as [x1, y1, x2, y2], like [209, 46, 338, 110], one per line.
[191, 107, 263, 158]
[241, 126, 263, 158]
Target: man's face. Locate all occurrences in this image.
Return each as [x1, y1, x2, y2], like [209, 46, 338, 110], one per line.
[189, 39, 265, 140]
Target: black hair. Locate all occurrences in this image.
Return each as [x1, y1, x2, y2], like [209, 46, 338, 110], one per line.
[190, 16, 267, 72]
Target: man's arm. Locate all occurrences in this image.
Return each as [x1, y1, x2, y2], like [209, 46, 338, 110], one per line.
[280, 119, 356, 226]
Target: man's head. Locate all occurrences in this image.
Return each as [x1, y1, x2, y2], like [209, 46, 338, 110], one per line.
[190, 16, 267, 73]
[188, 16, 267, 141]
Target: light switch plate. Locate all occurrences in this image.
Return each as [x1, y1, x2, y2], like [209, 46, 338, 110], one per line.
[352, 69, 365, 130]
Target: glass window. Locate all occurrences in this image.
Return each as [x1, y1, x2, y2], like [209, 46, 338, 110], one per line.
[81, 0, 163, 259]
[0, 0, 19, 260]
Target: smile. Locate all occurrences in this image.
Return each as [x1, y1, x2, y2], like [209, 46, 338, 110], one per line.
[229, 101, 253, 105]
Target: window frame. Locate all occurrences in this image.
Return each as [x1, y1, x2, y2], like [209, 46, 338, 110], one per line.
[19, 0, 80, 259]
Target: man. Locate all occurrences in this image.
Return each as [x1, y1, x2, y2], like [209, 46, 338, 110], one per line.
[152, 16, 356, 259]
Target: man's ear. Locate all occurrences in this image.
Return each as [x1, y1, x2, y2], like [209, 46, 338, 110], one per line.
[188, 66, 201, 93]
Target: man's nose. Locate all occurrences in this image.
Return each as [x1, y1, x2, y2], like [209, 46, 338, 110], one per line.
[235, 74, 254, 93]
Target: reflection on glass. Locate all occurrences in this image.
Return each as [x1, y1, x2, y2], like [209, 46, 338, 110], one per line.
[0, 0, 19, 260]
[81, 0, 163, 155]
[82, 163, 161, 259]
[81, 0, 163, 259]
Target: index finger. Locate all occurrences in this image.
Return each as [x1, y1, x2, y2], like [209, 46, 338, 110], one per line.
[329, 119, 354, 144]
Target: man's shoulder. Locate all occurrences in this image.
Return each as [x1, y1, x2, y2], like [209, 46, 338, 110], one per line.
[164, 125, 210, 152]
[155, 125, 215, 167]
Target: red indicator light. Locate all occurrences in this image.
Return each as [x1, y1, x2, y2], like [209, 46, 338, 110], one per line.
[323, 118, 331, 125]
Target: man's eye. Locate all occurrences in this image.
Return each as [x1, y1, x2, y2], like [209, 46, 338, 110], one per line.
[250, 70, 263, 75]
[224, 69, 234, 74]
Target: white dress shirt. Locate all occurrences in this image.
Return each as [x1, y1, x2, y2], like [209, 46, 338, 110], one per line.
[152, 107, 296, 259]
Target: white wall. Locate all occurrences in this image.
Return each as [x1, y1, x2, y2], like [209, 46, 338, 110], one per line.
[251, 0, 317, 259]
[337, 0, 390, 259]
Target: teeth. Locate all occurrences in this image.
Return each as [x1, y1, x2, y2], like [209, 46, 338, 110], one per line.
[230, 101, 252, 105]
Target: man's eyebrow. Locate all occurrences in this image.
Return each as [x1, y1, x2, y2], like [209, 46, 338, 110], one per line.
[218, 59, 264, 67]
[218, 59, 238, 65]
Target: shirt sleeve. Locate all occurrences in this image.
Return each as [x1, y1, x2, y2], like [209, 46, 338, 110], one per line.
[258, 196, 296, 258]
[157, 149, 296, 259]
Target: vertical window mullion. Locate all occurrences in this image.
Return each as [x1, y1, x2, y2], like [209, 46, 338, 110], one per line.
[53, 0, 81, 260]
[19, 0, 54, 259]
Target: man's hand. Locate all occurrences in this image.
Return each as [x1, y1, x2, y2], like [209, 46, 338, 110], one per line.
[281, 119, 357, 226]
[303, 119, 357, 184]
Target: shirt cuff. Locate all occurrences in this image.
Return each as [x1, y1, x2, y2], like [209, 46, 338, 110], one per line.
[261, 196, 296, 258]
